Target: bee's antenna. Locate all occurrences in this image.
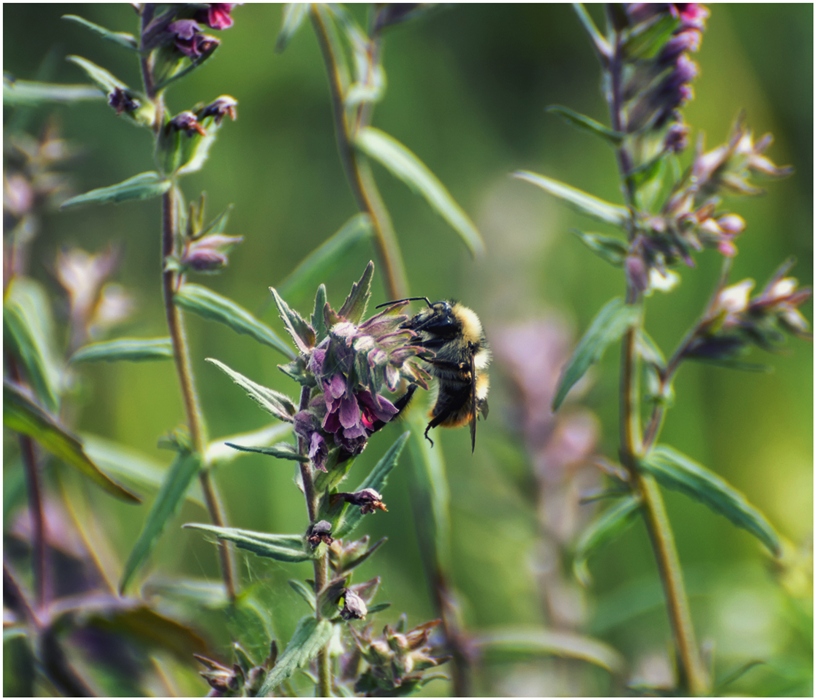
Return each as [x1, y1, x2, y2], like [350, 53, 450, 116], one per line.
[375, 296, 433, 309]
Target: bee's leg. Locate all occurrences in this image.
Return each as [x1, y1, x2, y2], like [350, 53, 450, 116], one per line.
[423, 422, 435, 447]
[368, 383, 417, 434]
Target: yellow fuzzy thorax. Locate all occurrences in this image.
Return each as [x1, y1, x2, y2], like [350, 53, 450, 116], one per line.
[452, 303, 483, 344]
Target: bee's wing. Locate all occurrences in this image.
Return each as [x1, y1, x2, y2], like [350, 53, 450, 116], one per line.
[469, 352, 477, 453]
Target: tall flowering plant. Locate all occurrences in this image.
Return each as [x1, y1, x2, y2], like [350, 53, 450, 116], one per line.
[517, 4, 810, 695]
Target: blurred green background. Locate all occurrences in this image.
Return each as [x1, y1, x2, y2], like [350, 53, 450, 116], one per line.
[4, 4, 812, 696]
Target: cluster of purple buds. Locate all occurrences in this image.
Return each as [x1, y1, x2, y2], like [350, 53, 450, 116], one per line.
[289, 275, 428, 471]
[348, 618, 448, 695]
[684, 262, 812, 362]
[195, 640, 276, 697]
[621, 4, 709, 148]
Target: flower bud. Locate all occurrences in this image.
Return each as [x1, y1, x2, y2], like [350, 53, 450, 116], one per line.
[307, 520, 333, 549]
[196, 3, 237, 30]
[108, 87, 140, 116]
[340, 589, 368, 620]
[169, 111, 207, 137]
[198, 95, 238, 125]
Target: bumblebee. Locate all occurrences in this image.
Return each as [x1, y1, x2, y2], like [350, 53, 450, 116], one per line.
[378, 297, 490, 451]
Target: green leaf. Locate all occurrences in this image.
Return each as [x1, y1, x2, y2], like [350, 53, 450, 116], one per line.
[277, 215, 372, 302]
[4, 277, 63, 412]
[514, 171, 629, 227]
[332, 433, 409, 539]
[269, 287, 316, 352]
[623, 13, 680, 60]
[475, 626, 624, 674]
[259, 616, 334, 695]
[288, 580, 316, 610]
[337, 260, 375, 324]
[66, 54, 127, 93]
[572, 4, 611, 59]
[355, 126, 485, 257]
[3, 78, 102, 106]
[183, 524, 313, 563]
[62, 15, 138, 51]
[548, 106, 623, 145]
[119, 450, 201, 594]
[82, 433, 205, 507]
[225, 442, 302, 461]
[276, 3, 310, 52]
[60, 171, 171, 209]
[206, 358, 297, 423]
[175, 284, 294, 358]
[636, 329, 666, 370]
[205, 423, 292, 467]
[570, 229, 628, 267]
[553, 297, 641, 410]
[71, 337, 173, 363]
[4, 381, 140, 503]
[573, 495, 641, 586]
[407, 410, 451, 576]
[142, 577, 229, 610]
[640, 446, 781, 556]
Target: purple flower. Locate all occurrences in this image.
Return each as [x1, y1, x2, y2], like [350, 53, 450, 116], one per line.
[167, 19, 219, 59]
[181, 233, 243, 272]
[198, 95, 238, 125]
[108, 87, 139, 116]
[169, 111, 207, 137]
[196, 4, 237, 30]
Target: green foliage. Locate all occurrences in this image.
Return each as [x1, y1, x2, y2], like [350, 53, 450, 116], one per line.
[355, 127, 485, 256]
[183, 524, 315, 563]
[553, 297, 641, 410]
[206, 358, 297, 423]
[62, 15, 138, 51]
[276, 4, 310, 53]
[258, 617, 334, 695]
[66, 54, 127, 93]
[548, 106, 624, 145]
[175, 284, 294, 358]
[60, 171, 171, 209]
[640, 446, 781, 556]
[3, 78, 102, 106]
[4, 381, 140, 503]
[119, 449, 201, 594]
[71, 337, 174, 363]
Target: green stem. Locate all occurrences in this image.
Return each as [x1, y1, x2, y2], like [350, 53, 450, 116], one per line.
[608, 26, 708, 695]
[295, 385, 331, 696]
[310, 4, 409, 301]
[162, 187, 237, 603]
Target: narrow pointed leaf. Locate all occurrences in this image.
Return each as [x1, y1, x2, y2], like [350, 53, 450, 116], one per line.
[184, 524, 312, 563]
[623, 13, 679, 60]
[176, 284, 294, 358]
[571, 230, 628, 267]
[514, 170, 628, 227]
[572, 3, 611, 59]
[312, 284, 329, 341]
[640, 446, 781, 556]
[332, 433, 409, 539]
[277, 214, 372, 302]
[269, 287, 316, 352]
[142, 577, 229, 610]
[548, 106, 623, 145]
[355, 127, 485, 256]
[260, 616, 334, 695]
[82, 433, 205, 507]
[475, 626, 624, 674]
[636, 329, 666, 370]
[205, 423, 292, 466]
[63, 15, 138, 51]
[288, 580, 316, 610]
[225, 442, 302, 461]
[337, 261, 375, 324]
[60, 171, 171, 209]
[4, 381, 139, 503]
[66, 55, 127, 93]
[573, 495, 641, 586]
[553, 297, 641, 410]
[276, 3, 310, 52]
[119, 450, 201, 594]
[71, 337, 173, 363]
[4, 277, 62, 412]
[206, 358, 297, 422]
[3, 79, 102, 106]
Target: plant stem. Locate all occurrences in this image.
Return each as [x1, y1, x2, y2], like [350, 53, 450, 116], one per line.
[161, 187, 237, 602]
[310, 5, 409, 301]
[295, 385, 331, 696]
[608, 26, 709, 696]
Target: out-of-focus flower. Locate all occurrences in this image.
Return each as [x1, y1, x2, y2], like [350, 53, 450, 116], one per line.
[340, 588, 368, 620]
[684, 262, 811, 362]
[198, 95, 238, 124]
[349, 618, 448, 695]
[167, 19, 219, 59]
[55, 246, 134, 349]
[168, 110, 207, 137]
[196, 3, 237, 30]
[180, 233, 243, 272]
[108, 87, 140, 116]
